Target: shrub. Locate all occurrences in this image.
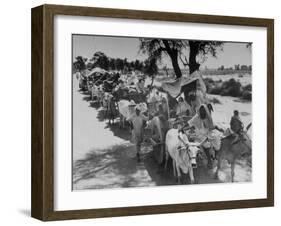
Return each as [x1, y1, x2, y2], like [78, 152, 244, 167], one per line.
[209, 85, 222, 95]
[241, 90, 252, 101]
[203, 77, 215, 84]
[204, 77, 251, 101]
[243, 84, 252, 91]
[209, 97, 221, 104]
[220, 79, 242, 97]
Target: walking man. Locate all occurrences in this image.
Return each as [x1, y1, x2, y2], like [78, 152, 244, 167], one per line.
[129, 106, 148, 162]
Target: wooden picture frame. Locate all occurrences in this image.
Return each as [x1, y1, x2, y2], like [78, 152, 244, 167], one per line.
[31, 4, 274, 221]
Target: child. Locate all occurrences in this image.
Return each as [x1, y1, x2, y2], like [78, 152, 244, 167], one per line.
[230, 110, 244, 144]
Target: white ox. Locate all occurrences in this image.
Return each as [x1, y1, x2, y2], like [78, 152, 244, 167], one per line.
[165, 129, 201, 184]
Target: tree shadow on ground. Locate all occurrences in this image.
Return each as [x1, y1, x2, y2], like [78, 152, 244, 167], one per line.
[94, 105, 119, 124]
[82, 96, 92, 102]
[104, 123, 131, 141]
[89, 101, 102, 109]
[93, 109, 132, 141]
[143, 152, 180, 186]
[143, 151, 221, 186]
[73, 144, 156, 190]
[73, 142, 226, 190]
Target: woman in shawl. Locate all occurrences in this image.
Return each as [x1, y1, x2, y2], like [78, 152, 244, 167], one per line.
[188, 104, 222, 168]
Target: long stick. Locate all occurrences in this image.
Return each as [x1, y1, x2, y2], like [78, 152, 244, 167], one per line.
[165, 96, 170, 120]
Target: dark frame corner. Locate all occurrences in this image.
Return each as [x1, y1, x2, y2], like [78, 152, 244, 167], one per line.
[31, 4, 274, 221]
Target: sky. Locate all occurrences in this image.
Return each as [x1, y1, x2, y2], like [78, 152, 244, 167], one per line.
[72, 34, 252, 69]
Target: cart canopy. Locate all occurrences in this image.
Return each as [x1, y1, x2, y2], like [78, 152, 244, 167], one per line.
[161, 71, 206, 98]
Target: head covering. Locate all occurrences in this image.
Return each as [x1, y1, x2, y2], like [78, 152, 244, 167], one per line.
[129, 100, 136, 106]
[189, 104, 214, 130]
[199, 104, 214, 129]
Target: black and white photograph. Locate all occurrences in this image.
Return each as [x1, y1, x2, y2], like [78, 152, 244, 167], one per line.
[72, 35, 252, 190]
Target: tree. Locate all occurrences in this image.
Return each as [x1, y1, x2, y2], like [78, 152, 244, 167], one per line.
[139, 38, 184, 78]
[235, 64, 240, 70]
[143, 58, 158, 86]
[91, 52, 109, 70]
[86, 62, 94, 69]
[108, 58, 116, 71]
[129, 61, 135, 72]
[134, 59, 143, 71]
[115, 58, 124, 72]
[123, 58, 129, 73]
[139, 38, 223, 78]
[180, 41, 223, 74]
[73, 56, 87, 72]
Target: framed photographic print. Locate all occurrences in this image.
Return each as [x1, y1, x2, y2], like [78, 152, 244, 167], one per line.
[31, 4, 274, 221]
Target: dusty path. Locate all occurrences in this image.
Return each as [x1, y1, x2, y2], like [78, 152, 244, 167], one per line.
[73, 78, 157, 189]
[72, 77, 251, 190]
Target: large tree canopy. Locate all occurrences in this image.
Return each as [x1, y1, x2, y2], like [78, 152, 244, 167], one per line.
[182, 41, 223, 74]
[144, 58, 158, 76]
[139, 38, 223, 78]
[139, 38, 185, 78]
[143, 57, 158, 87]
[73, 56, 87, 72]
[89, 52, 147, 73]
[91, 51, 110, 70]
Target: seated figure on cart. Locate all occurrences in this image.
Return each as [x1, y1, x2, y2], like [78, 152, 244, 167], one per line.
[176, 97, 193, 117]
[187, 104, 223, 168]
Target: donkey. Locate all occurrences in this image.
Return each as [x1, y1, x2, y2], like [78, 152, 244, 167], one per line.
[215, 123, 252, 182]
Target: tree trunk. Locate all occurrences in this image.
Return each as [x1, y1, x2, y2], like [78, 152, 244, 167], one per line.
[189, 41, 201, 74]
[171, 52, 182, 78]
[162, 40, 182, 78]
